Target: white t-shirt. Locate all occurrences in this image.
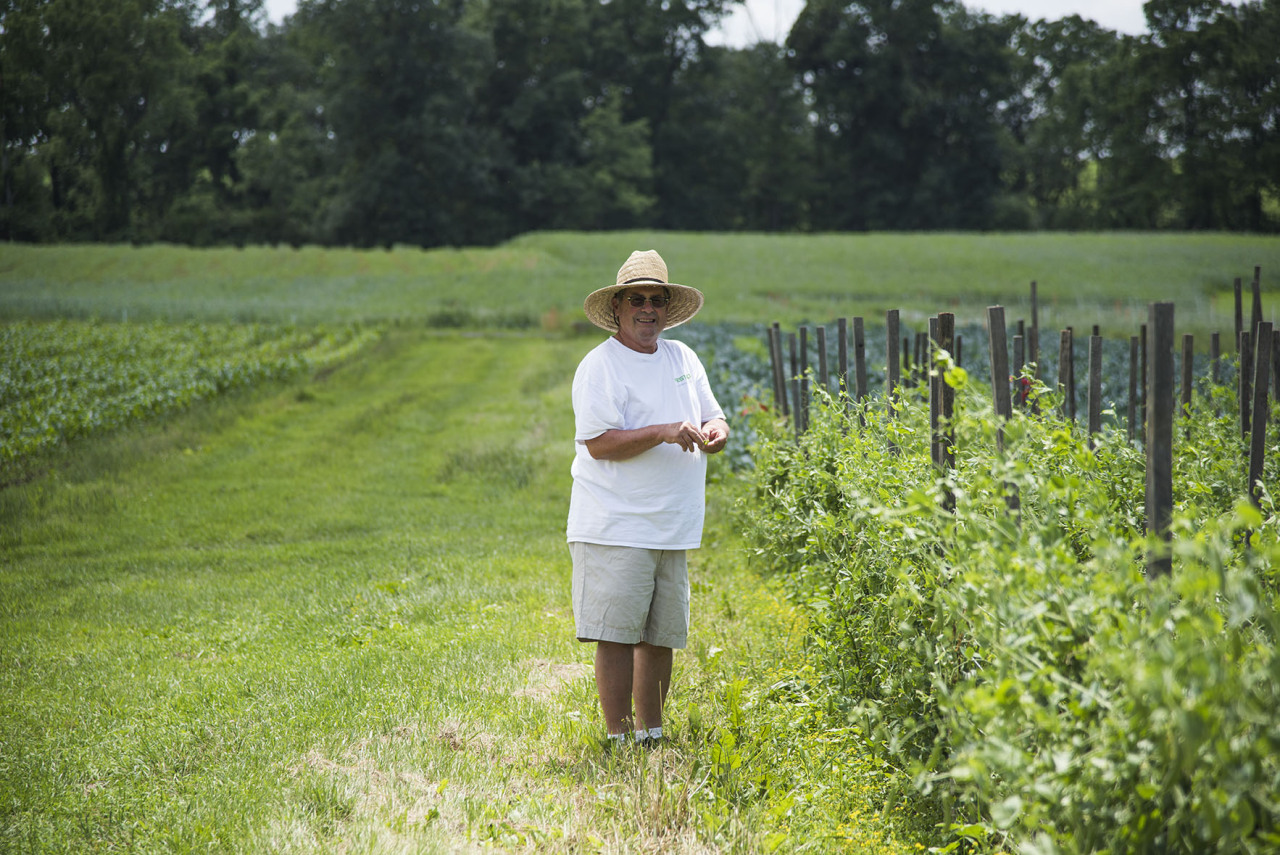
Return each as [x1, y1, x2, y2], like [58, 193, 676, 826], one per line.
[567, 336, 725, 550]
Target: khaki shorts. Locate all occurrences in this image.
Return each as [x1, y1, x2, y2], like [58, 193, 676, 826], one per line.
[570, 542, 689, 649]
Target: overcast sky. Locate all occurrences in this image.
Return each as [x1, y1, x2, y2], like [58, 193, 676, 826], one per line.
[261, 0, 1156, 45]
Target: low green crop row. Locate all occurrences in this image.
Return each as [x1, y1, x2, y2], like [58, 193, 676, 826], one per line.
[737, 362, 1280, 853]
[0, 319, 381, 473]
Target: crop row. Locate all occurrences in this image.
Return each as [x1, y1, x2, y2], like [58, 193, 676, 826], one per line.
[0, 319, 381, 471]
[736, 336, 1280, 853]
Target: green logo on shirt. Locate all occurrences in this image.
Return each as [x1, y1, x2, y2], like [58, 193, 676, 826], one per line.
[674, 373, 692, 384]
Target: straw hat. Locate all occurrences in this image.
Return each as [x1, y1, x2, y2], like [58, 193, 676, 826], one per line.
[583, 250, 704, 332]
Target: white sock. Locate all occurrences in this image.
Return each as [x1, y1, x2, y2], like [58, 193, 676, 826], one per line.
[607, 732, 627, 745]
[646, 726, 663, 740]
[634, 729, 649, 742]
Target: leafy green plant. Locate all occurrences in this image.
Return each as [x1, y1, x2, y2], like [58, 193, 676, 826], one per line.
[737, 348, 1280, 853]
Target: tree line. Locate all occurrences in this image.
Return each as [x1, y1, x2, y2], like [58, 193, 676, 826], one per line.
[3, 0, 1277, 248]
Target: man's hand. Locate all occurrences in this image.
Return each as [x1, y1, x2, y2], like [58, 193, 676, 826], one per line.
[663, 420, 708, 453]
[698, 418, 729, 454]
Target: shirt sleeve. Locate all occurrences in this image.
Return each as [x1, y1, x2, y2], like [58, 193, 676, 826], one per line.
[572, 350, 625, 442]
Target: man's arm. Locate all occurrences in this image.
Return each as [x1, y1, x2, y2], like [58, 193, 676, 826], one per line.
[583, 421, 711, 461]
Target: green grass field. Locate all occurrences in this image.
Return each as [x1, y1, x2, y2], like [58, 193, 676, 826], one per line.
[8, 328, 915, 852]
[3, 231, 1277, 336]
[3, 231, 1279, 852]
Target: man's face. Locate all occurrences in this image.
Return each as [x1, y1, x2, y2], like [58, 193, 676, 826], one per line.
[612, 286, 669, 353]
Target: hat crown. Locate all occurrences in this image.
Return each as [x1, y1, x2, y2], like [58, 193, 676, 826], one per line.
[616, 250, 669, 287]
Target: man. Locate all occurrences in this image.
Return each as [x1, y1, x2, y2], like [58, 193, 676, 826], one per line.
[567, 249, 730, 751]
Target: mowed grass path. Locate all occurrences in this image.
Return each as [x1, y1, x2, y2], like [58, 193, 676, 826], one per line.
[2, 329, 904, 853]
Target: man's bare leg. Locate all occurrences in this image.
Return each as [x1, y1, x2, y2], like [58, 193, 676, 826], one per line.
[594, 641, 634, 736]
[633, 642, 672, 733]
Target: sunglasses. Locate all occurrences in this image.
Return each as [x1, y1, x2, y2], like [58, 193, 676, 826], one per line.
[622, 294, 670, 308]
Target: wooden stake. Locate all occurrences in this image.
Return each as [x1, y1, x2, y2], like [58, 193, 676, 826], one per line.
[1240, 330, 1253, 440]
[1013, 334, 1025, 406]
[1129, 335, 1140, 443]
[854, 317, 868, 404]
[837, 318, 849, 400]
[1088, 334, 1103, 445]
[789, 332, 801, 439]
[887, 310, 901, 454]
[987, 306, 1019, 517]
[939, 313, 956, 474]
[1146, 302, 1175, 579]
[772, 323, 789, 417]
[1249, 322, 1273, 511]
[1251, 266, 1263, 341]
[768, 324, 784, 411]
[1210, 331, 1221, 386]
[816, 325, 829, 394]
[1066, 326, 1077, 422]
[1181, 334, 1194, 419]
[1235, 277, 1244, 355]
[930, 317, 941, 468]
[887, 310, 901, 418]
[1059, 329, 1073, 421]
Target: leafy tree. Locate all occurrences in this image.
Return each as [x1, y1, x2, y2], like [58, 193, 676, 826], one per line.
[16, 0, 196, 240]
[787, 0, 1019, 230]
[581, 0, 732, 229]
[572, 91, 656, 228]
[1, 0, 56, 239]
[1231, 0, 1280, 231]
[1141, 0, 1244, 228]
[1003, 15, 1122, 228]
[658, 43, 813, 230]
[471, 0, 657, 232]
[271, 0, 506, 247]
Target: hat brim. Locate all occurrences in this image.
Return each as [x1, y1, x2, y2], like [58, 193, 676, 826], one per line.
[583, 284, 704, 332]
